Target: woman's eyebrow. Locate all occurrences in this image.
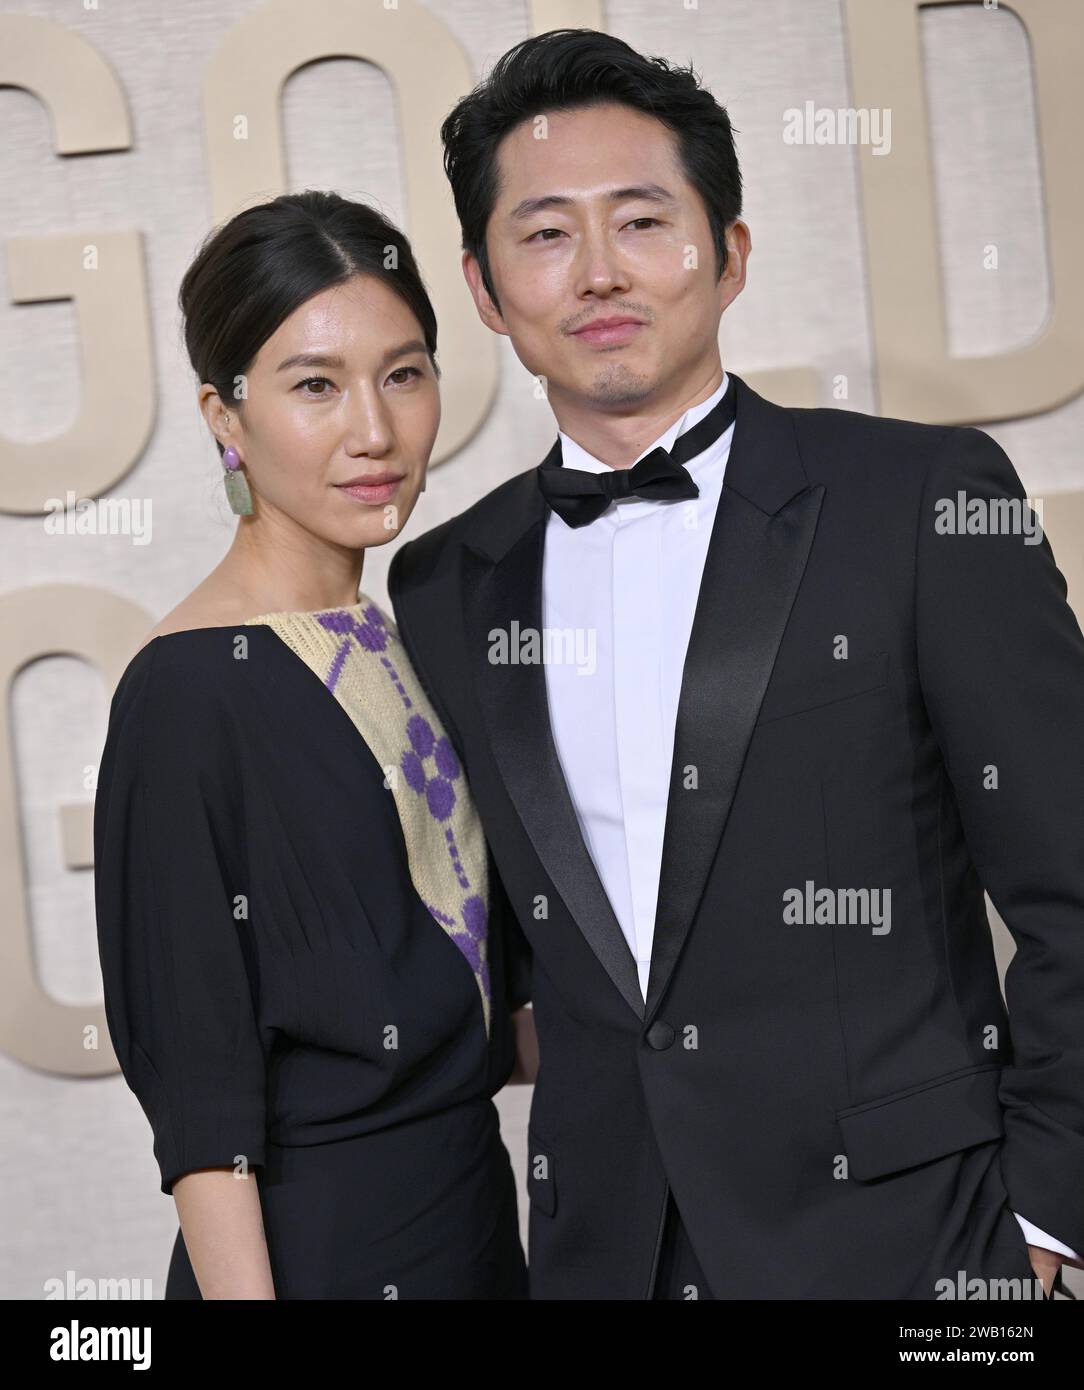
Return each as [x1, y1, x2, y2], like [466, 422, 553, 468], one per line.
[275, 341, 427, 373]
[275, 351, 347, 372]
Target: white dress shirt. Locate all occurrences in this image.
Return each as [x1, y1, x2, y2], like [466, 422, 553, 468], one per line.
[539, 370, 1078, 1267]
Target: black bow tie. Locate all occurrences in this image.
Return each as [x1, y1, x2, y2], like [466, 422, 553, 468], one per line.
[537, 374, 737, 529]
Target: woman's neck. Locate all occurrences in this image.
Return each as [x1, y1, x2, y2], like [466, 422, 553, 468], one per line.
[214, 513, 365, 615]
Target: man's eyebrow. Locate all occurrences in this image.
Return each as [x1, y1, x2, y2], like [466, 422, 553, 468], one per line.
[508, 184, 679, 222]
[275, 341, 428, 373]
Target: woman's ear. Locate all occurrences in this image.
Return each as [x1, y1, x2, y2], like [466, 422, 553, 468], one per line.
[198, 384, 231, 451]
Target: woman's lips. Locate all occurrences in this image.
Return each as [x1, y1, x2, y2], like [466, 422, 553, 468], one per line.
[572, 320, 645, 347]
[335, 477, 404, 504]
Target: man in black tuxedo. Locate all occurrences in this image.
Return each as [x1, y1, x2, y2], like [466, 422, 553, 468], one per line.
[388, 28, 1084, 1298]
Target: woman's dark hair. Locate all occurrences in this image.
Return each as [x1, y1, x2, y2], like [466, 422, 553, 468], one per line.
[440, 28, 742, 314]
[179, 190, 439, 456]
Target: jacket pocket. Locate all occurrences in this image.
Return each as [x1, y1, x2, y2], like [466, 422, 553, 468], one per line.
[526, 1127, 557, 1217]
[757, 651, 889, 725]
[835, 1062, 1004, 1181]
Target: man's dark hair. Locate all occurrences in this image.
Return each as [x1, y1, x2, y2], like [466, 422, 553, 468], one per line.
[440, 27, 742, 315]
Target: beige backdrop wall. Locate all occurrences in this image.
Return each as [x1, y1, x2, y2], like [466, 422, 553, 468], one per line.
[1, 0, 1082, 1299]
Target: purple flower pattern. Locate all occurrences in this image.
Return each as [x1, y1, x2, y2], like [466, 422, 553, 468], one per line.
[316, 604, 491, 1017]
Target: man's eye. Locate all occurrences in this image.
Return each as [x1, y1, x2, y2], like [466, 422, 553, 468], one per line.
[296, 376, 333, 395]
[626, 218, 660, 230]
[527, 228, 565, 243]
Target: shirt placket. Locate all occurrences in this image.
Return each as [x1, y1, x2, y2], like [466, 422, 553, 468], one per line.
[611, 502, 667, 1000]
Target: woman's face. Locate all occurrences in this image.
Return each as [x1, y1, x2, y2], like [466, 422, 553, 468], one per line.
[205, 273, 439, 549]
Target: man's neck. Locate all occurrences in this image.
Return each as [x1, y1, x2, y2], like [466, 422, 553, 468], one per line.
[552, 365, 726, 469]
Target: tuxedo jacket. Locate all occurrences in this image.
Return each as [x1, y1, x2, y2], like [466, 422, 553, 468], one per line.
[388, 371, 1084, 1299]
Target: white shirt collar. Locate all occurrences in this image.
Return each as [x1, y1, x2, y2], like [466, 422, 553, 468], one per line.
[557, 371, 731, 477]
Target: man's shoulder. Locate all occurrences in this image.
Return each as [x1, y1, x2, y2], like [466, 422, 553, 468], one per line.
[778, 395, 974, 492]
[391, 465, 540, 589]
[787, 397, 955, 450]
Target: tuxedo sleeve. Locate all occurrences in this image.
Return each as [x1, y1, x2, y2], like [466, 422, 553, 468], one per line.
[388, 539, 467, 764]
[915, 425, 1084, 1256]
[493, 863, 534, 1012]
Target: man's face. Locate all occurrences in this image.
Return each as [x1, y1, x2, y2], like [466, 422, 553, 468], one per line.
[465, 102, 745, 412]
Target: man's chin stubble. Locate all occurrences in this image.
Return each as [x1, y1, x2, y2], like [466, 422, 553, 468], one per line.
[582, 362, 655, 408]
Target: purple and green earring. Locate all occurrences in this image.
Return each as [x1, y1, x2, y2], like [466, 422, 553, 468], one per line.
[222, 445, 253, 516]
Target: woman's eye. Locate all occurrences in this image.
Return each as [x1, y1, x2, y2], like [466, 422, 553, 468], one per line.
[387, 366, 423, 385]
[296, 376, 333, 396]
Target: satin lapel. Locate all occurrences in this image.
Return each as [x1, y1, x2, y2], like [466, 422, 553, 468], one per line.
[461, 474, 645, 1020]
[644, 374, 826, 1018]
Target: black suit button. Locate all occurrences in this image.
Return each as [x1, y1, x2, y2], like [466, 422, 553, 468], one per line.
[645, 1021, 675, 1050]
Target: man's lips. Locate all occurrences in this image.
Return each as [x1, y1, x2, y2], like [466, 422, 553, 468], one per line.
[334, 473, 406, 503]
[571, 317, 646, 346]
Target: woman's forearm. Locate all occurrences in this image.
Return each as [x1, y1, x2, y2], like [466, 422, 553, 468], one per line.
[507, 1005, 539, 1085]
[171, 1168, 276, 1298]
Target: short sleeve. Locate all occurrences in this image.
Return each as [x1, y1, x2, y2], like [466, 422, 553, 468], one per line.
[93, 641, 267, 1195]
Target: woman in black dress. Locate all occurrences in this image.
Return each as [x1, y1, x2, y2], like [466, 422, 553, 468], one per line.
[93, 191, 534, 1299]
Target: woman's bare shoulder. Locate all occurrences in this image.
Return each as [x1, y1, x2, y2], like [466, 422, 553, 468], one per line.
[137, 585, 254, 653]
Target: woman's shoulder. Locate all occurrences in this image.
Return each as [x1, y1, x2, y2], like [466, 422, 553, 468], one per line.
[111, 613, 281, 735]
[101, 628, 279, 811]
[136, 587, 269, 651]
[121, 625, 258, 683]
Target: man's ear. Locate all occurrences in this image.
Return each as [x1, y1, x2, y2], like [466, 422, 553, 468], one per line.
[718, 219, 751, 314]
[462, 250, 507, 336]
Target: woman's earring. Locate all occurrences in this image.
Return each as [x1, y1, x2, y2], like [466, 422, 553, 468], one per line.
[222, 444, 253, 516]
